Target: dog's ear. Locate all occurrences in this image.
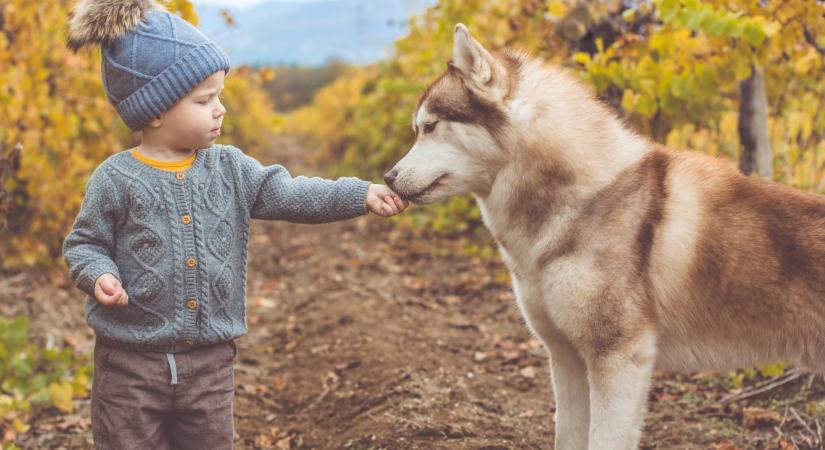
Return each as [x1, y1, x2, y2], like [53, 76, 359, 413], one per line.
[449, 23, 507, 98]
[451, 23, 495, 86]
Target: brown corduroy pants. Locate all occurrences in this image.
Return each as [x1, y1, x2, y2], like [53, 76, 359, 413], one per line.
[90, 338, 238, 450]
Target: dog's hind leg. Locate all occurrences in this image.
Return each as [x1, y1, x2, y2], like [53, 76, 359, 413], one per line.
[547, 336, 590, 450]
[586, 329, 657, 450]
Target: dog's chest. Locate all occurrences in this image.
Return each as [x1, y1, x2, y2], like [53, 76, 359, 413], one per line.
[477, 197, 586, 304]
[478, 197, 579, 272]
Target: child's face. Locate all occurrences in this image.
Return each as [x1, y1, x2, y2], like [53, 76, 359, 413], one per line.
[150, 70, 226, 151]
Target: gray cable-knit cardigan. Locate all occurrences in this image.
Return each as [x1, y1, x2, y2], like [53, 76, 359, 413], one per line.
[62, 144, 370, 352]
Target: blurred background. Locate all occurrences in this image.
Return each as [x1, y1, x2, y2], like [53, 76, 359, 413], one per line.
[1, 1, 824, 448]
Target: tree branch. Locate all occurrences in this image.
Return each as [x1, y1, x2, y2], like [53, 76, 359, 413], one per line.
[803, 26, 825, 56]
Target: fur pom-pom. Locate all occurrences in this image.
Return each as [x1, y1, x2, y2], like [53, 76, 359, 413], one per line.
[67, 0, 160, 51]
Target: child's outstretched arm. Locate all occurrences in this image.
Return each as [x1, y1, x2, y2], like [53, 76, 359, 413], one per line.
[231, 146, 405, 223]
[62, 166, 126, 305]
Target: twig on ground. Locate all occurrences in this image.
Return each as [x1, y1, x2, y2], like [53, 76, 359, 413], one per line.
[779, 404, 791, 429]
[720, 369, 803, 404]
[310, 386, 330, 408]
[791, 407, 814, 436]
[806, 374, 820, 391]
[789, 407, 821, 448]
[774, 425, 801, 450]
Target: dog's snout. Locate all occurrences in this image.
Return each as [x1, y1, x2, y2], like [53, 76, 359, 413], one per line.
[383, 170, 398, 187]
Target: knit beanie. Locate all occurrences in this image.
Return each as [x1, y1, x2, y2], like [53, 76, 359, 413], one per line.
[67, 0, 231, 131]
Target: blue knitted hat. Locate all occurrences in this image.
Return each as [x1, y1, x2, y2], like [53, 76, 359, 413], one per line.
[67, 0, 230, 131]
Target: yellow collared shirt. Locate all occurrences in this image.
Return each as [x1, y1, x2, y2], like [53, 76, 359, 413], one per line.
[130, 148, 197, 172]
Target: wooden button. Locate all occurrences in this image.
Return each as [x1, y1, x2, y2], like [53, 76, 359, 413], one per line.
[176, 172, 185, 180]
[182, 214, 191, 224]
[186, 299, 198, 310]
[186, 258, 196, 267]
[183, 339, 193, 348]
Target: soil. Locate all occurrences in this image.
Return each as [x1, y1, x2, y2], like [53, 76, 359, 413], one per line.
[3, 137, 823, 450]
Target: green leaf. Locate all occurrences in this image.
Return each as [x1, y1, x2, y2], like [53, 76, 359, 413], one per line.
[656, 0, 681, 22]
[636, 93, 658, 118]
[6, 317, 30, 351]
[683, 7, 709, 29]
[703, 15, 727, 37]
[621, 89, 638, 112]
[759, 361, 787, 378]
[742, 23, 766, 46]
[727, 18, 745, 38]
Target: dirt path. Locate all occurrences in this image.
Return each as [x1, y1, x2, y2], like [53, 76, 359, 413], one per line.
[4, 137, 824, 449]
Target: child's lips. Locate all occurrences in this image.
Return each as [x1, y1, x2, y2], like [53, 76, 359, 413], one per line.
[210, 127, 221, 135]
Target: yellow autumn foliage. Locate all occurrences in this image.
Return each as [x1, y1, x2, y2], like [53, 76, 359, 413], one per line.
[0, 0, 280, 271]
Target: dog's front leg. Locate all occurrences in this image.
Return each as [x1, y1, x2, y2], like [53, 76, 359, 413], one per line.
[586, 330, 657, 450]
[547, 337, 590, 450]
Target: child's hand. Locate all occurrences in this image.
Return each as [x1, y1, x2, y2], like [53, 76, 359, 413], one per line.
[366, 184, 409, 217]
[94, 273, 129, 307]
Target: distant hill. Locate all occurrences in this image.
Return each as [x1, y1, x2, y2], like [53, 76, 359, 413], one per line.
[194, 0, 435, 67]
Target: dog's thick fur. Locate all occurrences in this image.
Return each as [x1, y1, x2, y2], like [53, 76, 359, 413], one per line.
[386, 24, 825, 449]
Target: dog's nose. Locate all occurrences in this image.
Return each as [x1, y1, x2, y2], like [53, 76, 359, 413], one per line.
[383, 170, 398, 187]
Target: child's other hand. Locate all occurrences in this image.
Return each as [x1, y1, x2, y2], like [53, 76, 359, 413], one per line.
[94, 273, 129, 307]
[366, 184, 409, 217]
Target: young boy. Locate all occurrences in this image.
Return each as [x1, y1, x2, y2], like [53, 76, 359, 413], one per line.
[63, 1, 408, 448]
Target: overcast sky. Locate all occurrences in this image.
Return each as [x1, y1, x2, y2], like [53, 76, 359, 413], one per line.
[196, 0, 363, 9]
[191, 0, 436, 65]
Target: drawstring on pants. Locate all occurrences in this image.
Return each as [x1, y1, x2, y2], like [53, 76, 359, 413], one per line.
[165, 352, 178, 385]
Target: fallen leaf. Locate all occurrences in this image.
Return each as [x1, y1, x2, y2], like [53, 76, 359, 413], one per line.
[497, 291, 515, 302]
[520, 366, 537, 379]
[402, 276, 431, 291]
[443, 295, 462, 305]
[500, 350, 521, 364]
[253, 297, 276, 309]
[742, 407, 781, 428]
[276, 436, 291, 450]
[254, 433, 273, 448]
[708, 441, 740, 450]
[778, 438, 795, 450]
[691, 370, 717, 380]
[261, 280, 280, 291]
[346, 257, 366, 267]
[49, 381, 74, 413]
[272, 375, 287, 392]
[11, 418, 29, 433]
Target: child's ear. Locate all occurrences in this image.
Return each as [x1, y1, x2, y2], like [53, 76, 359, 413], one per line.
[148, 115, 164, 128]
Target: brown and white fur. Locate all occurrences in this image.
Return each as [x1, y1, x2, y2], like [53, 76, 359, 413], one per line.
[384, 24, 825, 450]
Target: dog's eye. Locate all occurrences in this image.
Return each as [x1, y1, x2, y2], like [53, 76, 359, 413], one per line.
[423, 121, 438, 134]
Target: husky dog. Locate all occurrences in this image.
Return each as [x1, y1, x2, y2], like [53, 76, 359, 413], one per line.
[384, 24, 825, 449]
